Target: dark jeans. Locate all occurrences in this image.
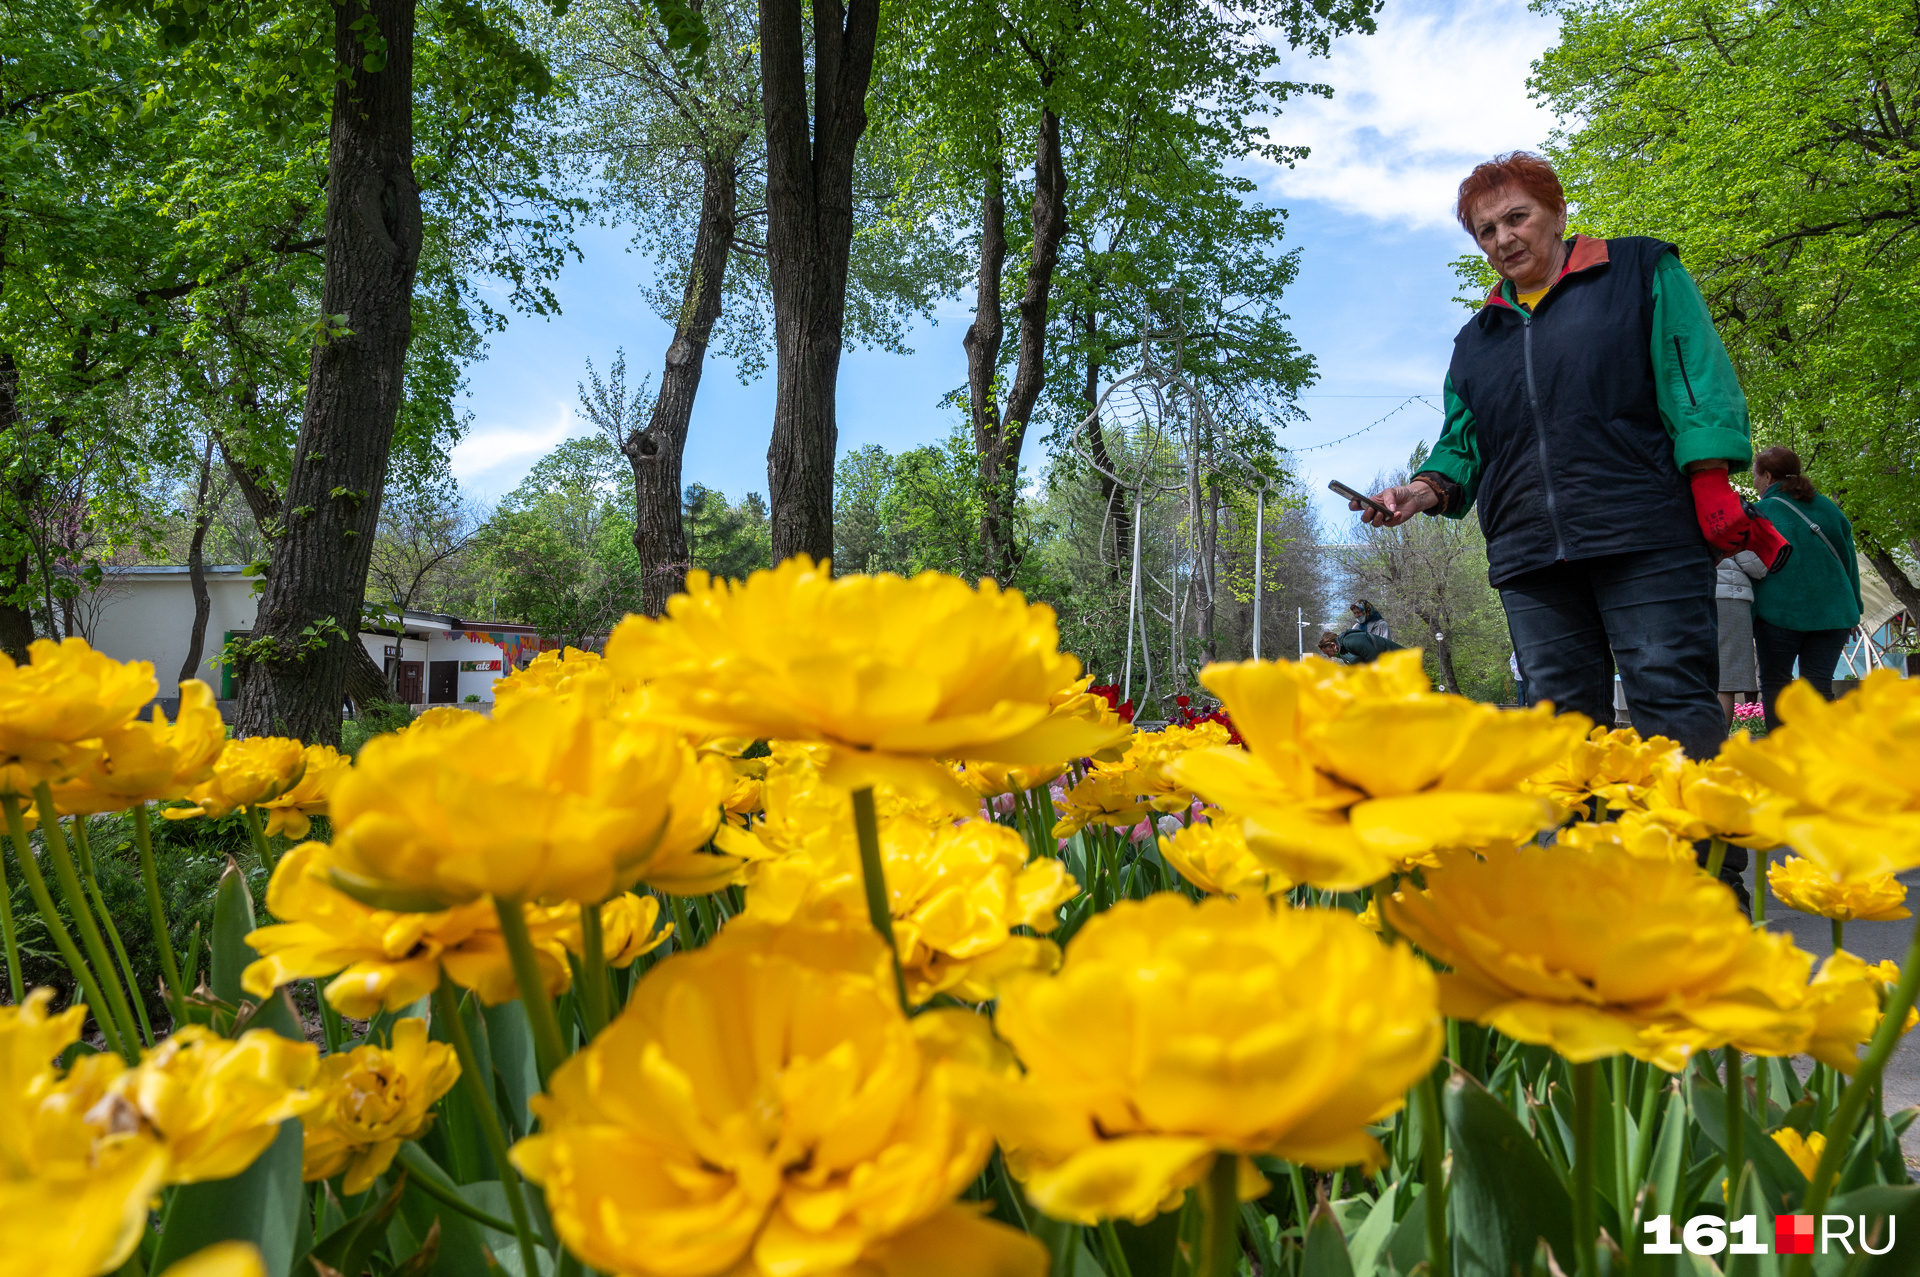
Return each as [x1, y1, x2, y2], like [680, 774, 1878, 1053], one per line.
[1753, 618, 1851, 730]
[1498, 544, 1725, 762]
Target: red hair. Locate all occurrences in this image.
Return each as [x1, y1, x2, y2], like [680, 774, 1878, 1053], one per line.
[1455, 152, 1566, 234]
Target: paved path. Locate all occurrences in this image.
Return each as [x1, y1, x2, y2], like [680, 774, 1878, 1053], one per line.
[1744, 857, 1920, 1165]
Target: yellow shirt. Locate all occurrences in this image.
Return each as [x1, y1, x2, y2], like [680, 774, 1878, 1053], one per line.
[1517, 283, 1551, 310]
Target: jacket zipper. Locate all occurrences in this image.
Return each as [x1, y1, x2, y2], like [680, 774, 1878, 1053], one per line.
[1673, 337, 1697, 406]
[1521, 313, 1569, 561]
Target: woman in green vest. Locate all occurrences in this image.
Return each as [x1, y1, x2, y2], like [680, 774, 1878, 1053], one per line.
[1749, 445, 1862, 729]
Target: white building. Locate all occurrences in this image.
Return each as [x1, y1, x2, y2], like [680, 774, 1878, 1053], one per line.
[88, 565, 552, 709]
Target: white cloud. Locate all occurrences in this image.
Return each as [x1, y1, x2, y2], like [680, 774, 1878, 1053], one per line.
[1257, 0, 1563, 230]
[451, 399, 588, 499]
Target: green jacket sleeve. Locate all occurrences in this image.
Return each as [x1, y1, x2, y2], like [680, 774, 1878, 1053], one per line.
[1420, 374, 1481, 519]
[1650, 251, 1753, 473]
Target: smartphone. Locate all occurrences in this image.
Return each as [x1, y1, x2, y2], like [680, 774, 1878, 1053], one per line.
[1328, 480, 1393, 519]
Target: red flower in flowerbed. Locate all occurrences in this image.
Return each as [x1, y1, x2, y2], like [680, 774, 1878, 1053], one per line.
[1087, 683, 1135, 724]
[1170, 697, 1242, 746]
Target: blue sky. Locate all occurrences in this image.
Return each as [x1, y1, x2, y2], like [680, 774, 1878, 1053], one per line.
[450, 0, 1562, 532]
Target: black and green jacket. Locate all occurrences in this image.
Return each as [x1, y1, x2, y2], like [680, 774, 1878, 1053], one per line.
[1415, 236, 1753, 585]
[1751, 486, 1862, 632]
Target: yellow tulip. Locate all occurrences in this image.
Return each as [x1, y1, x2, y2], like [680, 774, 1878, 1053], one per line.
[510, 917, 1047, 1277]
[50, 680, 228, 815]
[1771, 1128, 1826, 1180]
[301, 1019, 460, 1193]
[951, 758, 1066, 799]
[322, 689, 735, 908]
[745, 805, 1077, 1003]
[1171, 653, 1584, 890]
[1555, 812, 1697, 864]
[1724, 673, 1920, 883]
[1525, 724, 1682, 816]
[604, 557, 1128, 805]
[1159, 815, 1293, 897]
[1383, 838, 1851, 1070]
[963, 894, 1441, 1224]
[1050, 766, 1156, 837]
[0, 638, 157, 796]
[1632, 753, 1778, 849]
[165, 735, 307, 822]
[155, 1243, 266, 1277]
[0, 991, 168, 1277]
[243, 843, 663, 1016]
[258, 743, 351, 839]
[110, 1026, 320, 1184]
[491, 646, 624, 708]
[1768, 856, 1911, 922]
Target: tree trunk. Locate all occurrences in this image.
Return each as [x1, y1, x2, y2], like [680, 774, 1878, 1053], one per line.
[759, 0, 879, 565]
[0, 350, 35, 659]
[1080, 307, 1128, 584]
[1201, 477, 1219, 663]
[179, 434, 216, 687]
[343, 638, 394, 714]
[235, 0, 421, 744]
[627, 151, 738, 613]
[1865, 544, 1920, 620]
[972, 107, 1067, 583]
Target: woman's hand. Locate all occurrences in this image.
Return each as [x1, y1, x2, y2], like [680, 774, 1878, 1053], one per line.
[1352, 482, 1437, 527]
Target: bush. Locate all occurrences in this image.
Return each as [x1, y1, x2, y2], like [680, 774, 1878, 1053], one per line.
[3, 807, 312, 1030]
[341, 698, 414, 756]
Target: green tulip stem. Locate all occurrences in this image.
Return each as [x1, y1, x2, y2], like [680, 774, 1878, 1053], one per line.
[243, 805, 277, 875]
[1198, 1152, 1241, 1277]
[494, 896, 568, 1087]
[0, 811, 21, 1003]
[30, 784, 144, 1056]
[434, 979, 542, 1277]
[1572, 1060, 1600, 1277]
[850, 786, 911, 1012]
[1789, 911, 1920, 1277]
[1097, 1219, 1135, 1277]
[1611, 1055, 1633, 1263]
[1723, 1047, 1744, 1207]
[394, 1143, 518, 1234]
[577, 899, 612, 1040]
[2, 795, 128, 1059]
[131, 805, 187, 1024]
[71, 816, 154, 1046]
[667, 893, 696, 952]
[1418, 1072, 1451, 1277]
[1752, 849, 1767, 924]
[1705, 837, 1727, 882]
[1629, 1065, 1663, 1211]
[1832, 918, 1845, 954]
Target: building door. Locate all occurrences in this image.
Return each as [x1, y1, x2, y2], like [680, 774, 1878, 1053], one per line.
[393, 661, 424, 704]
[428, 660, 458, 704]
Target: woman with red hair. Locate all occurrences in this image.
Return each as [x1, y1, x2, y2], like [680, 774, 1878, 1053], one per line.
[1348, 153, 1789, 897]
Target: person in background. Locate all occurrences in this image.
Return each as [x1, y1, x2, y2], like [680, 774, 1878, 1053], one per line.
[1509, 649, 1527, 706]
[1319, 627, 1400, 664]
[1749, 445, 1861, 729]
[1349, 600, 1392, 642]
[1714, 547, 1767, 726]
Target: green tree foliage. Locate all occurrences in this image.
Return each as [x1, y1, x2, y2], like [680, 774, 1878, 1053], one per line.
[479, 436, 642, 645]
[683, 483, 771, 582]
[831, 432, 996, 580]
[1537, 0, 1920, 580]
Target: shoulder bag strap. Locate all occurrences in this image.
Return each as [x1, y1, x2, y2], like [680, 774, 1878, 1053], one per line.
[1768, 497, 1847, 572]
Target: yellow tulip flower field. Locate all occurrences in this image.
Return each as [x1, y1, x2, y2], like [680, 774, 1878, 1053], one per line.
[4, 556, 1919, 1277]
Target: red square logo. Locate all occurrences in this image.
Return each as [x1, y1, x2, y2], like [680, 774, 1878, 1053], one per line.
[1775, 1215, 1816, 1255]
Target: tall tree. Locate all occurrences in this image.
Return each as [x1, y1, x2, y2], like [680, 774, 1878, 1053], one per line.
[759, 0, 880, 563]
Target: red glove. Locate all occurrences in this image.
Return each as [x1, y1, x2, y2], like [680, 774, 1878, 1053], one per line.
[1690, 467, 1749, 555]
[1740, 511, 1793, 573]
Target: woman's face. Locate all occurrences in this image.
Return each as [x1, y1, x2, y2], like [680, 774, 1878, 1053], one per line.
[1466, 183, 1567, 292]
[1754, 468, 1773, 491]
